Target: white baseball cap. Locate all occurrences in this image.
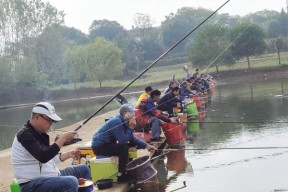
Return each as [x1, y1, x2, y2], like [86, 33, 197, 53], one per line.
[32, 102, 62, 122]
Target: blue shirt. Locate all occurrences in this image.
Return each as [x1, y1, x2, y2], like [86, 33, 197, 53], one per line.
[91, 114, 147, 148]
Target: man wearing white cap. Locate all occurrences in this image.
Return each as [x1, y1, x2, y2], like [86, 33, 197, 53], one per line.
[11, 102, 91, 192]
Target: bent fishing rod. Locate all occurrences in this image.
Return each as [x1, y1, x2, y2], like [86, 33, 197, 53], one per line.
[73, 0, 231, 132]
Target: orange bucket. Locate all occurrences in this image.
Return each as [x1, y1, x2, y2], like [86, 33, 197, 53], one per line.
[161, 123, 184, 145]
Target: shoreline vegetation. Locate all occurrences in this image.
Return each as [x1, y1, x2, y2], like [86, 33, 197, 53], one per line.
[1, 64, 288, 109]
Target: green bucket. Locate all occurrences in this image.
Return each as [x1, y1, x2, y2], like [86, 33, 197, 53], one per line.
[187, 120, 199, 133]
[185, 103, 198, 116]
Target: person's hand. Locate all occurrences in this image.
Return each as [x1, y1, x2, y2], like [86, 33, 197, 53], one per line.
[55, 131, 77, 148]
[129, 117, 137, 129]
[69, 148, 81, 160]
[61, 131, 77, 142]
[170, 118, 178, 124]
[176, 102, 181, 108]
[146, 144, 156, 152]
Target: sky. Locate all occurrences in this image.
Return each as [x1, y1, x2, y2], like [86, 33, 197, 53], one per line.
[42, 0, 287, 34]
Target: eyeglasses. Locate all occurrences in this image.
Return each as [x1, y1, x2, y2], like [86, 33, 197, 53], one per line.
[38, 114, 54, 123]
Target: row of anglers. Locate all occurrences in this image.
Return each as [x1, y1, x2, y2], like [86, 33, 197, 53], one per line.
[10, 75, 214, 192]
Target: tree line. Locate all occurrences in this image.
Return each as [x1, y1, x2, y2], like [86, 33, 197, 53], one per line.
[0, 0, 288, 103]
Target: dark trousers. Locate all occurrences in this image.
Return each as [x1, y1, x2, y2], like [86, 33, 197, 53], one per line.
[92, 143, 129, 174]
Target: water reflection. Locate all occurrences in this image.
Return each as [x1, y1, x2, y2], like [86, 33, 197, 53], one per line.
[132, 144, 193, 192]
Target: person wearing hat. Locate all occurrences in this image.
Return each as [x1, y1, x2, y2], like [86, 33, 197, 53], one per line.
[11, 102, 91, 192]
[91, 103, 156, 183]
[134, 86, 153, 107]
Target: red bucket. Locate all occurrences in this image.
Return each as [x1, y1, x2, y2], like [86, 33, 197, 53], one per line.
[191, 96, 201, 108]
[161, 123, 184, 145]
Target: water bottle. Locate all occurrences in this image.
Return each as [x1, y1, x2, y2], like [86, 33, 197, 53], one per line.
[10, 181, 20, 192]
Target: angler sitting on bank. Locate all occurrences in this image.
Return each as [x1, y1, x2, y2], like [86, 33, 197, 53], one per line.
[135, 86, 153, 107]
[135, 89, 177, 142]
[157, 86, 182, 115]
[11, 102, 91, 192]
[91, 104, 156, 183]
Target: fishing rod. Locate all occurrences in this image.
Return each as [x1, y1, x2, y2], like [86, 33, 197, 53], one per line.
[72, 0, 231, 132]
[187, 120, 288, 124]
[169, 181, 186, 192]
[157, 146, 288, 151]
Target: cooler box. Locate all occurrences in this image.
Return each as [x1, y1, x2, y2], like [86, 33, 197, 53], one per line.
[89, 157, 118, 182]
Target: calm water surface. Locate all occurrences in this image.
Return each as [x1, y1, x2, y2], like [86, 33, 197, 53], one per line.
[152, 79, 288, 192]
[1, 79, 288, 191]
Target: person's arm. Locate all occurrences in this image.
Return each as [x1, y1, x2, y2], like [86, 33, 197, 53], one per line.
[110, 118, 130, 144]
[128, 129, 147, 149]
[18, 131, 60, 163]
[58, 148, 81, 162]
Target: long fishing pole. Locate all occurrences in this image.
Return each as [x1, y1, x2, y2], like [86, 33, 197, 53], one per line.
[73, 0, 231, 131]
[189, 121, 288, 124]
[158, 146, 288, 151]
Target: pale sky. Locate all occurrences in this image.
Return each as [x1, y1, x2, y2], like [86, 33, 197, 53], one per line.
[43, 0, 287, 34]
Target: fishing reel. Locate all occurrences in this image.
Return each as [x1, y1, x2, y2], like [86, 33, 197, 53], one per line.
[55, 133, 82, 146]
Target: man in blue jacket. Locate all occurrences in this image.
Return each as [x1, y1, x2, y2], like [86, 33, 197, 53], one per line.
[91, 103, 156, 183]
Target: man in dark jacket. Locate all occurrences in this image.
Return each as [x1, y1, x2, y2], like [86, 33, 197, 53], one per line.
[157, 86, 182, 115]
[11, 102, 91, 192]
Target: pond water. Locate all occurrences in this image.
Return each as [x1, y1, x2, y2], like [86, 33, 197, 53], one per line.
[1, 78, 288, 191]
[142, 78, 288, 192]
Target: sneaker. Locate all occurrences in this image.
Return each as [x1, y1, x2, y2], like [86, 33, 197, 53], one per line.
[150, 137, 161, 142]
[117, 174, 136, 184]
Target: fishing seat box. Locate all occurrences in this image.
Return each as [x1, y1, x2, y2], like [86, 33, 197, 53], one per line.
[89, 156, 118, 182]
[77, 147, 95, 164]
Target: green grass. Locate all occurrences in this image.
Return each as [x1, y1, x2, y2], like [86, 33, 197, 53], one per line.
[50, 52, 288, 91]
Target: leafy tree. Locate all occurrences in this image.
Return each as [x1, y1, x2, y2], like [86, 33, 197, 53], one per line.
[187, 24, 233, 72]
[14, 57, 38, 87]
[230, 23, 266, 68]
[161, 8, 214, 52]
[268, 21, 281, 38]
[114, 34, 143, 74]
[277, 9, 288, 37]
[63, 45, 86, 90]
[0, 56, 14, 90]
[83, 37, 124, 87]
[243, 10, 279, 31]
[0, 0, 64, 56]
[35, 26, 69, 85]
[131, 13, 164, 66]
[0, 0, 65, 89]
[61, 26, 89, 45]
[89, 19, 126, 41]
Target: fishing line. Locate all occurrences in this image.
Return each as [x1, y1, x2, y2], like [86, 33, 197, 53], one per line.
[157, 146, 288, 151]
[186, 120, 288, 124]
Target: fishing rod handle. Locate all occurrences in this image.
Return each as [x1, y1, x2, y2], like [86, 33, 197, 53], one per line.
[74, 125, 82, 131]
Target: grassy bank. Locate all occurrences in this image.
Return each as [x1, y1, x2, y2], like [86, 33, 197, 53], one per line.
[50, 51, 288, 92]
